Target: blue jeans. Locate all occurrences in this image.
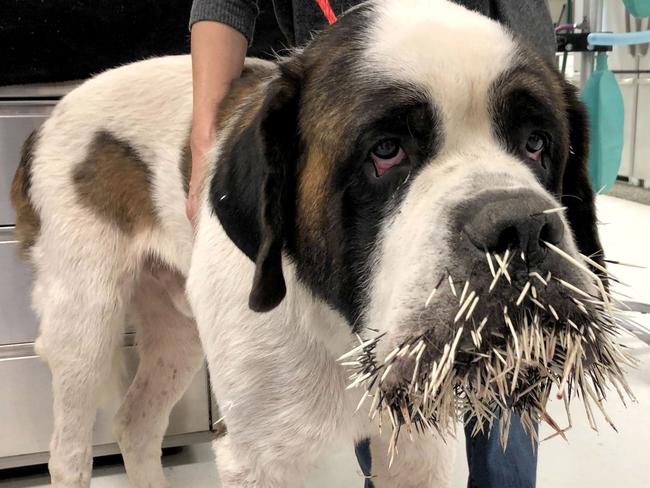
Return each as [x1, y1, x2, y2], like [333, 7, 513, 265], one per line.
[354, 414, 537, 488]
[465, 414, 538, 488]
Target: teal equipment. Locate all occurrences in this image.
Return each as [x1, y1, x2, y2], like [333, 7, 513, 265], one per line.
[580, 30, 650, 193]
[581, 52, 624, 193]
[623, 0, 650, 18]
[588, 30, 650, 46]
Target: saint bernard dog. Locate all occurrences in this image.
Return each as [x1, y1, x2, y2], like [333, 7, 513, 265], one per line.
[11, 0, 604, 487]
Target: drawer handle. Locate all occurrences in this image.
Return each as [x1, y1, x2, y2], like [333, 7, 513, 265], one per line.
[0, 226, 18, 244]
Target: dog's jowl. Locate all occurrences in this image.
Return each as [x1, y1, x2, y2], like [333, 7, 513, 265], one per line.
[11, 1, 632, 487]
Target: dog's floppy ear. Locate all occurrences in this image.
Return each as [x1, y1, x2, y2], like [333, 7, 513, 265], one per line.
[560, 81, 606, 271]
[211, 61, 302, 312]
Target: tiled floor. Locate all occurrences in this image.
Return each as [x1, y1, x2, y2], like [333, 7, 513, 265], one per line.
[3, 195, 649, 487]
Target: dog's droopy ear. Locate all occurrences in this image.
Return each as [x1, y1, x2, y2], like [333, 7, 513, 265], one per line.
[211, 61, 302, 312]
[560, 80, 606, 274]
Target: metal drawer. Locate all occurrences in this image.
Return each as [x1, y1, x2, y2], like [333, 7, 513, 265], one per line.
[616, 75, 638, 178]
[634, 78, 650, 181]
[0, 227, 39, 345]
[0, 341, 211, 465]
[0, 101, 55, 226]
[0, 228, 136, 345]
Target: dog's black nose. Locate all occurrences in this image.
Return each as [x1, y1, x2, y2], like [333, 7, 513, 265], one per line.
[463, 191, 564, 267]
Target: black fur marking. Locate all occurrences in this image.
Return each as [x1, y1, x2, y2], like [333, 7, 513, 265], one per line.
[490, 63, 566, 193]
[211, 62, 301, 313]
[559, 81, 606, 272]
[10, 129, 42, 255]
[489, 54, 604, 270]
[18, 130, 38, 196]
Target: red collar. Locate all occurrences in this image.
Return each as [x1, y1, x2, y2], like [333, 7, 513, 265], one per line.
[315, 0, 338, 25]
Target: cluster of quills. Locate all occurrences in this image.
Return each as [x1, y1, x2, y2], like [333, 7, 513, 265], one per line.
[339, 207, 637, 467]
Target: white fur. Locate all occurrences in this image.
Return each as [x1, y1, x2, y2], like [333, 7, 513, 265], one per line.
[367, 0, 515, 146]
[22, 1, 571, 487]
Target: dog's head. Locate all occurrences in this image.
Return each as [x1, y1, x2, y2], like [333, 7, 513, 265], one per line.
[213, 0, 624, 434]
[213, 0, 600, 316]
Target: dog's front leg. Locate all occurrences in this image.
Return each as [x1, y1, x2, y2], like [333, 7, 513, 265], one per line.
[196, 310, 350, 488]
[367, 428, 456, 488]
[197, 322, 349, 487]
[187, 228, 351, 487]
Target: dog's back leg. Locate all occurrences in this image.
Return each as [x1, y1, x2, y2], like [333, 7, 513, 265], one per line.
[113, 266, 203, 488]
[32, 233, 133, 488]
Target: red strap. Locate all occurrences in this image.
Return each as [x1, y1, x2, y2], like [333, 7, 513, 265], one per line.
[315, 0, 338, 25]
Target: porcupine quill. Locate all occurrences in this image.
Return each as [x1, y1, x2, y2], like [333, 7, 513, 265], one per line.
[342, 223, 637, 456]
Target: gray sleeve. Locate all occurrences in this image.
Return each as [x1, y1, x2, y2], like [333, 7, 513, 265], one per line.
[494, 0, 556, 62]
[189, 0, 260, 44]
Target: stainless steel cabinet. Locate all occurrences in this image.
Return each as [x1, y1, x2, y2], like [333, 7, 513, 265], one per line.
[0, 228, 39, 344]
[0, 86, 214, 469]
[0, 342, 211, 466]
[0, 101, 53, 225]
[0, 100, 53, 350]
[614, 74, 650, 182]
[616, 75, 639, 178]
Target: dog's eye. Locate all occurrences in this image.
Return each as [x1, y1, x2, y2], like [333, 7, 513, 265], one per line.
[371, 139, 406, 177]
[525, 132, 547, 162]
[373, 139, 400, 159]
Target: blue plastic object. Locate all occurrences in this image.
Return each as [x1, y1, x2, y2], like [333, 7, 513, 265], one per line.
[588, 30, 650, 46]
[581, 53, 625, 193]
[623, 0, 650, 18]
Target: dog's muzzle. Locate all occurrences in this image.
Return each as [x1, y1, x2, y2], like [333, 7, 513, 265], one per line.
[342, 188, 634, 461]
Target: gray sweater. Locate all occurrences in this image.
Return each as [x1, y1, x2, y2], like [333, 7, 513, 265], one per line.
[190, 0, 556, 61]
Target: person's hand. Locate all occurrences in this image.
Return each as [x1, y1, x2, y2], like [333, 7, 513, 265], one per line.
[186, 130, 213, 228]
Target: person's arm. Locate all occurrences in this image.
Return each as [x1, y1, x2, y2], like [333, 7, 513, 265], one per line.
[188, 21, 248, 225]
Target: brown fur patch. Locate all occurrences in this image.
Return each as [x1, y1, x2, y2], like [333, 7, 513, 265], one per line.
[180, 141, 192, 196]
[217, 61, 278, 136]
[73, 131, 158, 234]
[297, 145, 332, 232]
[10, 130, 41, 256]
